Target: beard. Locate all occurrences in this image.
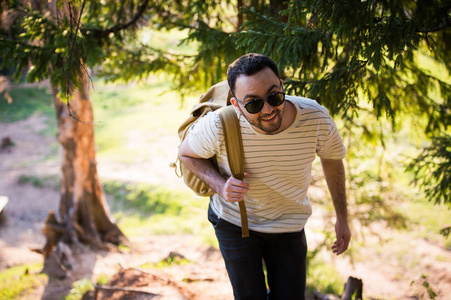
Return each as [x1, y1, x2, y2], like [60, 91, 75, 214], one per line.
[240, 105, 285, 134]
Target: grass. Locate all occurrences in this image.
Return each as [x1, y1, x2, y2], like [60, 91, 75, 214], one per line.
[91, 78, 197, 163]
[402, 198, 451, 248]
[64, 274, 111, 300]
[18, 174, 59, 189]
[12, 175, 215, 242]
[0, 263, 47, 299]
[103, 180, 213, 240]
[65, 278, 93, 300]
[306, 257, 344, 295]
[141, 255, 191, 270]
[0, 87, 54, 123]
[0, 86, 57, 138]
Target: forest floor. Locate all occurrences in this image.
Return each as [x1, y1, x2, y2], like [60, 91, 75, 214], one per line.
[1, 112, 451, 299]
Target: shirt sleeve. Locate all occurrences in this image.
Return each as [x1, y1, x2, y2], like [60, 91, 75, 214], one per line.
[187, 111, 224, 159]
[316, 109, 347, 160]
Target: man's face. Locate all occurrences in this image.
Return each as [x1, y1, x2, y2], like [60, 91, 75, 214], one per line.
[232, 67, 285, 134]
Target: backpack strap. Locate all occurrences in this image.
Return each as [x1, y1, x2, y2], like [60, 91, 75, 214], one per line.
[219, 106, 249, 238]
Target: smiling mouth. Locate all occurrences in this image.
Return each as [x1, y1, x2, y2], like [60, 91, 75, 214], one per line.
[262, 114, 276, 122]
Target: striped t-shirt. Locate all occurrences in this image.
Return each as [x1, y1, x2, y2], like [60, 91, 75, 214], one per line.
[188, 95, 346, 233]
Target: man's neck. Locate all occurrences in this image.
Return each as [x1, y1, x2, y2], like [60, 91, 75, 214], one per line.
[267, 100, 296, 135]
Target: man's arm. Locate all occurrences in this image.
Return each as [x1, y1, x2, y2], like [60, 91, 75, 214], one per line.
[178, 134, 249, 202]
[320, 158, 351, 255]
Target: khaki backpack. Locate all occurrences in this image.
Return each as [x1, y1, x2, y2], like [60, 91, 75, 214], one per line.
[174, 81, 249, 237]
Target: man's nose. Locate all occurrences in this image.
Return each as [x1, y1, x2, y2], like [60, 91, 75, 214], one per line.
[261, 99, 273, 114]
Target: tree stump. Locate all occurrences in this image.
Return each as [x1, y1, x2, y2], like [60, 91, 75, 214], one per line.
[312, 276, 363, 300]
[342, 276, 363, 300]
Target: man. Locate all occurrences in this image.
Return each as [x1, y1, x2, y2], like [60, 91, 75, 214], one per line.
[179, 53, 351, 300]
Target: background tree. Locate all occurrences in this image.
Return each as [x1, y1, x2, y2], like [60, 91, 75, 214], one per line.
[1, 0, 235, 269]
[0, 0, 156, 275]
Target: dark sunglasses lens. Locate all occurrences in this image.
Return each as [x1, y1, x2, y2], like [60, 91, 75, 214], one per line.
[245, 99, 264, 114]
[267, 92, 285, 106]
[243, 92, 285, 114]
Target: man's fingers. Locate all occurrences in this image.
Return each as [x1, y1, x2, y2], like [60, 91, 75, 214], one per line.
[230, 176, 250, 189]
[223, 176, 250, 202]
[225, 182, 249, 195]
[224, 189, 246, 201]
[332, 240, 343, 255]
[333, 220, 351, 255]
[332, 237, 350, 255]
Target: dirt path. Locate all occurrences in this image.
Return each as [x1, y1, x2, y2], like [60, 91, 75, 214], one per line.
[1, 113, 451, 299]
[0, 113, 60, 269]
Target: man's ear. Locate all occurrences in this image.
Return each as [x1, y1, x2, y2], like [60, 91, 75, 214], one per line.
[231, 98, 239, 108]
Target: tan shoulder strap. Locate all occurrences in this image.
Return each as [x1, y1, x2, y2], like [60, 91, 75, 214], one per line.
[219, 106, 249, 238]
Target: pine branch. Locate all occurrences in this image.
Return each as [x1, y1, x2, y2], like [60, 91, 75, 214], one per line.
[85, 0, 150, 35]
[289, 60, 369, 85]
[104, 0, 149, 33]
[416, 17, 451, 33]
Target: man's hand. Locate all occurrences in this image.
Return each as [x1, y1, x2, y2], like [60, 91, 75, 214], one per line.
[320, 158, 351, 255]
[332, 219, 351, 255]
[222, 173, 250, 202]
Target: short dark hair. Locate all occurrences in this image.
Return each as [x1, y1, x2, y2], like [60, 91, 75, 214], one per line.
[227, 53, 280, 95]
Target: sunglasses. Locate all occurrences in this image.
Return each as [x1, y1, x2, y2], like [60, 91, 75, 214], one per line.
[235, 91, 286, 114]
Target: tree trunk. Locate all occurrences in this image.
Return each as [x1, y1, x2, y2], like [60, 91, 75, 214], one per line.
[42, 69, 128, 276]
[236, 0, 243, 31]
[269, 0, 288, 23]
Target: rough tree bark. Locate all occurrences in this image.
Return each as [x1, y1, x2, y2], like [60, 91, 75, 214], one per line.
[41, 69, 128, 277]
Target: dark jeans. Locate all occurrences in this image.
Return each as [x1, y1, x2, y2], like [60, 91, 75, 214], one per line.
[208, 204, 307, 300]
